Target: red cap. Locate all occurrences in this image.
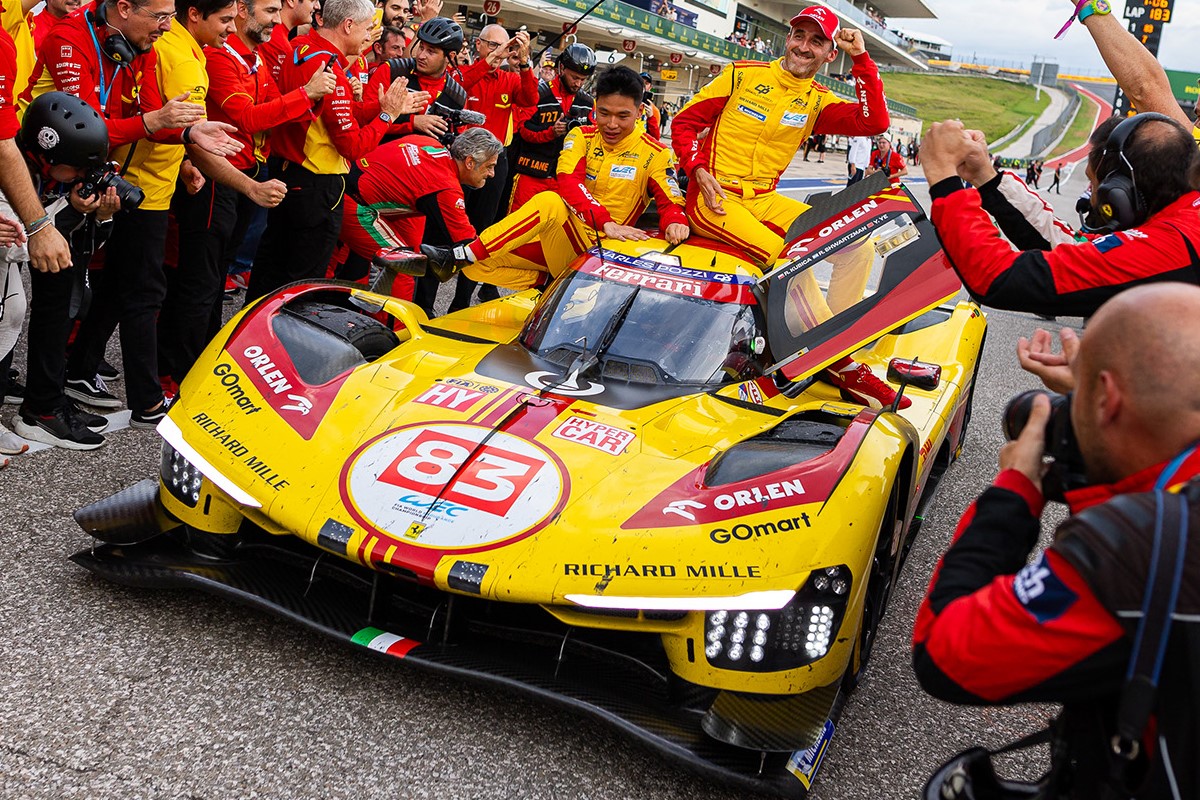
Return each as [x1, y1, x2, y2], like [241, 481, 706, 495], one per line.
[788, 6, 840, 41]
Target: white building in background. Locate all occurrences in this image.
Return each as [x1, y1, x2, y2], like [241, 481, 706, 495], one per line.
[465, 0, 937, 104]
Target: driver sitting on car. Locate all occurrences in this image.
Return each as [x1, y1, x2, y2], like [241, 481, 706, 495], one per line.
[420, 66, 689, 290]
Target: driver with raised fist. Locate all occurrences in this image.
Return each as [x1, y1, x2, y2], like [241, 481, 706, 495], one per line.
[670, 7, 896, 409]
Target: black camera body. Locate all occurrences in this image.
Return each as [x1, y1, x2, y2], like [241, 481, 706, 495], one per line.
[1002, 390, 1090, 503]
[429, 102, 486, 146]
[78, 164, 144, 211]
[562, 112, 588, 134]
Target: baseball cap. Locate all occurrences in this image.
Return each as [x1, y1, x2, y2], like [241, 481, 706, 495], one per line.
[639, 71, 652, 82]
[789, 6, 839, 41]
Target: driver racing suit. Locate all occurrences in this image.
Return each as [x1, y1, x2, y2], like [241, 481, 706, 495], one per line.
[671, 54, 889, 266]
[461, 123, 686, 290]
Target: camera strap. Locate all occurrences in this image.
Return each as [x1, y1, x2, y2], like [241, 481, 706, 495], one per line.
[1103, 453, 1195, 798]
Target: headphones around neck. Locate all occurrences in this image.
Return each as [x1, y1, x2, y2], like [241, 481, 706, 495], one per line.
[91, 1, 139, 66]
[1094, 111, 1175, 230]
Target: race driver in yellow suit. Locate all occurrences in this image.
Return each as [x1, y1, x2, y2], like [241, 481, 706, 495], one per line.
[422, 66, 688, 290]
[671, 6, 904, 408]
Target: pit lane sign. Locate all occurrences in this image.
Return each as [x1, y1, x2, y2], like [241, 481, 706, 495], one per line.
[622, 39, 636, 53]
[562, 22, 577, 33]
[660, 67, 677, 80]
[709, 64, 720, 75]
[483, 0, 500, 14]
[669, 52, 682, 64]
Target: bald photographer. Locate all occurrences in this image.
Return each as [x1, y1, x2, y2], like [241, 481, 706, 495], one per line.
[914, 283, 1200, 799]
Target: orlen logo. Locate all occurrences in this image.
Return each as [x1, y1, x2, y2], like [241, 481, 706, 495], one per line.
[343, 423, 568, 550]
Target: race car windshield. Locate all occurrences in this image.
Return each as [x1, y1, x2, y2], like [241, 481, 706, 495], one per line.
[521, 271, 769, 386]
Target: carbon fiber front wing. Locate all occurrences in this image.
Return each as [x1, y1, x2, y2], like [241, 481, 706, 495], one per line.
[71, 483, 845, 798]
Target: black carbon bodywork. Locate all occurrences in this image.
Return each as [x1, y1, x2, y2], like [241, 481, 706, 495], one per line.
[72, 511, 843, 798]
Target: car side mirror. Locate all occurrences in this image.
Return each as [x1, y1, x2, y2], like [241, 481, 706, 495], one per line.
[887, 358, 941, 392]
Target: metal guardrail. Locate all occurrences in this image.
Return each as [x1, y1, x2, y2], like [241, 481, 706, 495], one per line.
[1030, 87, 1081, 158]
[815, 73, 919, 119]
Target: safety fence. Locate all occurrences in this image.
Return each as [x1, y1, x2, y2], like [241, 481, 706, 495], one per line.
[1030, 87, 1081, 158]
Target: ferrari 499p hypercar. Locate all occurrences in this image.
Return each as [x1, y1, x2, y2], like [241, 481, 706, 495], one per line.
[74, 177, 985, 797]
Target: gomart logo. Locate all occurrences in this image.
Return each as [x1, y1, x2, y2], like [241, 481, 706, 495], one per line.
[343, 423, 566, 550]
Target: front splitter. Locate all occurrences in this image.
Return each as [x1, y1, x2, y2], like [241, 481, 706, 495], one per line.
[72, 535, 844, 798]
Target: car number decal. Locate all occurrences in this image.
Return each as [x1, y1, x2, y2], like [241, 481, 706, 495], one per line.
[342, 423, 568, 551]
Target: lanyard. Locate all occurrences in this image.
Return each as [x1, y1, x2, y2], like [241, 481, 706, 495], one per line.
[86, 20, 121, 114]
[223, 41, 258, 75]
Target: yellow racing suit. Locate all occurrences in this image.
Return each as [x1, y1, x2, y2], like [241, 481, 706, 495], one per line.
[464, 124, 687, 289]
[671, 55, 889, 265]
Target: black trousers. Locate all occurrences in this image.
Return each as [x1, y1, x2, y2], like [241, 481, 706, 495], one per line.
[247, 162, 345, 303]
[67, 208, 169, 413]
[448, 149, 507, 312]
[25, 265, 78, 414]
[225, 161, 269, 272]
[159, 179, 238, 384]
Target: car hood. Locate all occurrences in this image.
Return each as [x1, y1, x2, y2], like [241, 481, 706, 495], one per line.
[172, 299, 880, 609]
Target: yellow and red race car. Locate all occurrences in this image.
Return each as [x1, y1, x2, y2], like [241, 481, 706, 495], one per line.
[74, 178, 985, 796]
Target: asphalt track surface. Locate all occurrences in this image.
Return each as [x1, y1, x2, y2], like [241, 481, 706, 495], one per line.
[0, 166, 1089, 799]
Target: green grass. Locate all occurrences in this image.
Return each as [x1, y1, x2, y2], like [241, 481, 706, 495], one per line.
[878, 72, 1051, 142]
[1047, 95, 1097, 160]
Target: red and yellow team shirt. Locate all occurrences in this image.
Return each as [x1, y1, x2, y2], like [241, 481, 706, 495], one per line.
[272, 30, 392, 174]
[1, 0, 35, 108]
[0, 24, 19, 137]
[116, 21, 209, 211]
[671, 54, 888, 194]
[556, 124, 686, 229]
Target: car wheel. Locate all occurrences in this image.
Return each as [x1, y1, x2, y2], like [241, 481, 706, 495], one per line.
[288, 301, 401, 361]
[842, 481, 901, 692]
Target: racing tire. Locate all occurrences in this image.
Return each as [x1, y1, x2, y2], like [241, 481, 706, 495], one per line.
[841, 481, 902, 693]
[288, 301, 401, 361]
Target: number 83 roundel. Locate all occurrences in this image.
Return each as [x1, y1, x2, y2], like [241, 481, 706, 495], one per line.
[341, 423, 569, 551]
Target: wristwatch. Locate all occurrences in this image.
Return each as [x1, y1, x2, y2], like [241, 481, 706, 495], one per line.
[1078, 0, 1111, 23]
[379, 112, 393, 123]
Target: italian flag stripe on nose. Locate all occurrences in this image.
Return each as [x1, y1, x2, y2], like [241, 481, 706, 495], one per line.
[352, 627, 420, 658]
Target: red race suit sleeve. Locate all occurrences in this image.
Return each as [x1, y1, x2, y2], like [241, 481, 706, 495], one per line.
[912, 469, 1127, 705]
[812, 51, 889, 136]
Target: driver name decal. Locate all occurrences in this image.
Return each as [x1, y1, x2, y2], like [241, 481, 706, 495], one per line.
[551, 416, 635, 456]
[342, 423, 568, 552]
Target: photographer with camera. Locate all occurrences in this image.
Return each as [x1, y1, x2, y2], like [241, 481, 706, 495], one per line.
[338, 126, 501, 314]
[1, 93, 121, 452]
[922, 115, 1200, 318]
[366, 16, 474, 141]
[423, 67, 687, 291]
[913, 282, 1200, 800]
[507, 42, 595, 214]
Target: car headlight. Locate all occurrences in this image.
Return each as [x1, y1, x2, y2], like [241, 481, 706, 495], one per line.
[161, 440, 203, 508]
[704, 565, 852, 672]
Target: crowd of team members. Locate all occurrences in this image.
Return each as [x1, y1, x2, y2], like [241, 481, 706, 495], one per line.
[0, 0, 897, 455]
